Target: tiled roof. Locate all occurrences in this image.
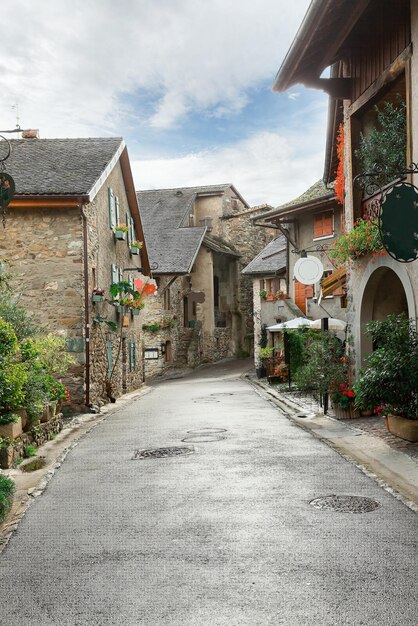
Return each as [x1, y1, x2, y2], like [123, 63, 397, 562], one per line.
[4, 137, 124, 197]
[137, 188, 206, 274]
[241, 235, 287, 275]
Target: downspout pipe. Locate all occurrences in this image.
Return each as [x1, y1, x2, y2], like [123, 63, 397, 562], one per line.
[82, 206, 91, 408]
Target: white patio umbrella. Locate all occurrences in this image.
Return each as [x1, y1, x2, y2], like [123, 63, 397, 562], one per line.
[267, 317, 310, 332]
[309, 317, 347, 331]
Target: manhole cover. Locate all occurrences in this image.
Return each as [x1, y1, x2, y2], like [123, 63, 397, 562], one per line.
[132, 446, 194, 460]
[182, 435, 226, 443]
[309, 495, 380, 513]
[186, 428, 227, 434]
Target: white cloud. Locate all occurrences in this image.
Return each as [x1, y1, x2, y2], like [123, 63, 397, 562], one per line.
[133, 125, 326, 207]
[0, 0, 311, 135]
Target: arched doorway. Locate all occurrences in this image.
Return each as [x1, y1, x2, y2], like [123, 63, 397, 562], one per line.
[359, 267, 409, 363]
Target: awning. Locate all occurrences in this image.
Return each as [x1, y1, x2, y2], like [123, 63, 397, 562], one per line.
[321, 266, 346, 298]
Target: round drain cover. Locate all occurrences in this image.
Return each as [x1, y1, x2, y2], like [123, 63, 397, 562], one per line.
[186, 428, 227, 434]
[132, 446, 194, 460]
[182, 435, 226, 443]
[309, 495, 380, 513]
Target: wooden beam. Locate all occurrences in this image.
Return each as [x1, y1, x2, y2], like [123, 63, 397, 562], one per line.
[348, 44, 412, 116]
[9, 198, 82, 208]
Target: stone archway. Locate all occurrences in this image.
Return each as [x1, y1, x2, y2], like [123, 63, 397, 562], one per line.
[354, 257, 416, 369]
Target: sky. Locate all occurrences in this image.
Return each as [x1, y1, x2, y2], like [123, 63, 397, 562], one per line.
[0, 0, 329, 207]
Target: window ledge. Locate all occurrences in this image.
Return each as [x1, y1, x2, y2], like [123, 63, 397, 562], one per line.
[313, 234, 334, 242]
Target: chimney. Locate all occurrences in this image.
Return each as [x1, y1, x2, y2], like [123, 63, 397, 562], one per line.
[21, 129, 39, 139]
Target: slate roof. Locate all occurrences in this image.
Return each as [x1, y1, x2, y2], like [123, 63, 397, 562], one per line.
[137, 188, 206, 274]
[3, 137, 124, 197]
[241, 235, 287, 276]
[203, 235, 240, 258]
[251, 180, 334, 222]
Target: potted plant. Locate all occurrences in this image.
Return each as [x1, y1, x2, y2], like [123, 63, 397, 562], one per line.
[92, 288, 105, 302]
[130, 240, 143, 255]
[353, 314, 418, 441]
[329, 218, 385, 265]
[259, 289, 267, 300]
[330, 384, 357, 419]
[113, 224, 129, 240]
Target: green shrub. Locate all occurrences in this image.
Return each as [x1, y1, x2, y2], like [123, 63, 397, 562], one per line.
[0, 296, 41, 340]
[0, 474, 15, 523]
[355, 96, 406, 185]
[0, 318, 18, 357]
[353, 314, 418, 419]
[0, 361, 28, 411]
[24, 445, 37, 458]
[0, 413, 19, 425]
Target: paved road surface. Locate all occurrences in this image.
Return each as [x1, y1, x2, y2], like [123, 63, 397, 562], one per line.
[0, 360, 417, 625]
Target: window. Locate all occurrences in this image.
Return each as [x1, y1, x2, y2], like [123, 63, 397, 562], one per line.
[129, 342, 137, 371]
[108, 187, 120, 229]
[106, 341, 113, 378]
[164, 287, 171, 310]
[313, 211, 334, 240]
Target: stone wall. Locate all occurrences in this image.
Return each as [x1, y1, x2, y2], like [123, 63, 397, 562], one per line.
[84, 162, 146, 404]
[1, 204, 86, 406]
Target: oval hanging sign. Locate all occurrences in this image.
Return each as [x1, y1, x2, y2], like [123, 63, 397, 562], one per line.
[293, 256, 324, 285]
[0, 172, 15, 209]
[380, 182, 418, 263]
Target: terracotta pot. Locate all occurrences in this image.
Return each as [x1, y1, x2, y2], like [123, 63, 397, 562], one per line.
[386, 414, 418, 442]
[360, 409, 373, 417]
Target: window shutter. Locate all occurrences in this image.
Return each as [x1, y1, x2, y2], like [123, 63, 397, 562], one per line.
[108, 188, 116, 228]
[128, 274, 134, 289]
[107, 340, 113, 378]
[111, 263, 118, 285]
[305, 285, 314, 298]
[272, 278, 281, 292]
[314, 211, 333, 238]
[259, 279, 265, 291]
[118, 267, 124, 284]
[114, 195, 120, 226]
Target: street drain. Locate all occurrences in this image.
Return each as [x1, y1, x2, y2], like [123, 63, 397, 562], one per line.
[186, 428, 227, 434]
[182, 435, 226, 443]
[132, 446, 194, 460]
[309, 495, 381, 513]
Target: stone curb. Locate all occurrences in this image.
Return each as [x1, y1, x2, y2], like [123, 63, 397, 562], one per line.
[0, 385, 153, 554]
[244, 373, 418, 514]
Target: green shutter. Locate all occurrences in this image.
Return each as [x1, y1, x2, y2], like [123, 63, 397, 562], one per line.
[111, 263, 118, 285]
[108, 188, 116, 228]
[107, 341, 113, 377]
[118, 267, 124, 283]
[128, 274, 134, 289]
[130, 216, 135, 244]
[115, 196, 120, 225]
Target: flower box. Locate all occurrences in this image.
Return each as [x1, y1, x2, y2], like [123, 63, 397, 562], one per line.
[130, 246, 140, 255]
[332, 404, 359, 420]
[132, 309, 141, 316]
[0, 416, 23, 438]
[114, 230, 127, 241]
[386, 414, 418, 442]
[92, 294, 104, 302]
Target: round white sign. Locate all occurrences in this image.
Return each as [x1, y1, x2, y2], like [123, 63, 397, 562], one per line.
[293, 256, 324, 285]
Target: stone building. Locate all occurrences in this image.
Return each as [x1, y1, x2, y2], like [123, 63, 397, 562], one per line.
[137, 185, 274, 378]
[241, 235, 288, 366]
[273, 0, 418, 373]
[1, 136, 150, 408]
[251, 181, 346, 321]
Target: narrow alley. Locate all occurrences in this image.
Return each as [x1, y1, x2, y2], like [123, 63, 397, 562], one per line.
[0, 360, 417, 626]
